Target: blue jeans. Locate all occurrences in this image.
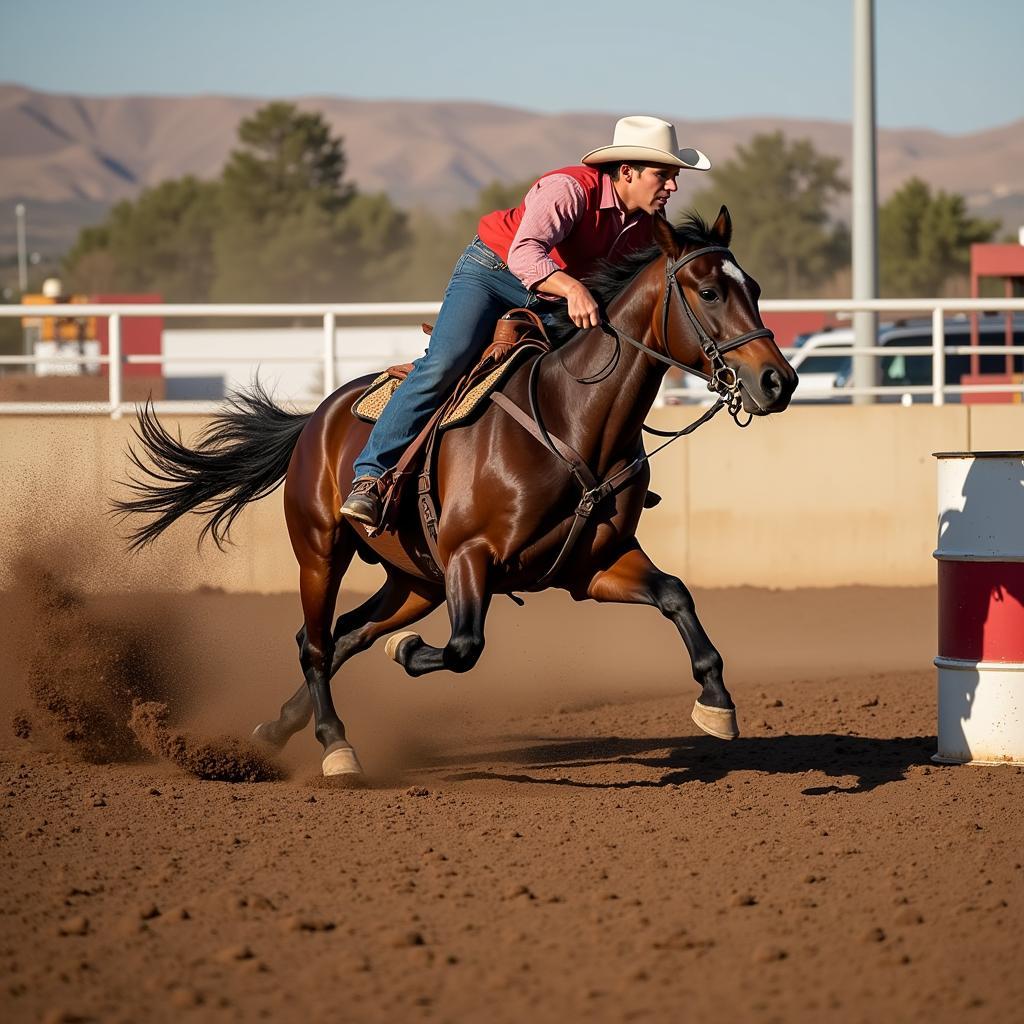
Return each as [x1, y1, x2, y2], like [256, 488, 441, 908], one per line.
[354, 238, 554, 480]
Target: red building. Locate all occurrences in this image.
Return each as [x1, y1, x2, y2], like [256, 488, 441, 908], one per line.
[963, 244, 1024, 403]
[91, 293, 164, 378]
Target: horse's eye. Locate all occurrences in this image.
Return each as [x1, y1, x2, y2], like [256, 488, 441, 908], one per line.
[699, 289, 718, 302]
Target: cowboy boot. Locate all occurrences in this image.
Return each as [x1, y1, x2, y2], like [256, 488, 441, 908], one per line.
[340, 476, 382, 528]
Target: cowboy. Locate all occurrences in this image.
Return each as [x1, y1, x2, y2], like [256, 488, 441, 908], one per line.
[340, 115, 711, 529]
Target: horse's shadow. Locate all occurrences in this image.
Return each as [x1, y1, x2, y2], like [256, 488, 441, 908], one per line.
[424, 732, 936, 794]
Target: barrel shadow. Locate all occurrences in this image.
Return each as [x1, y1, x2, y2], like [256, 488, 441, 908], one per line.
[430, 732, 936, 794]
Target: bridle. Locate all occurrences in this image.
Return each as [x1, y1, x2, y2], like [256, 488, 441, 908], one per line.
[572, 244, 776, 430]
[659, 244, 775, 419]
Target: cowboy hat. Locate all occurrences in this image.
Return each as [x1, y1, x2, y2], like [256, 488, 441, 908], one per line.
[581, 115, 711, 171]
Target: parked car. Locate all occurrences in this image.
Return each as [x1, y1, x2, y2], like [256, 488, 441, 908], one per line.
[788, 325, 858, 400]
[790, 314, 1024, 403]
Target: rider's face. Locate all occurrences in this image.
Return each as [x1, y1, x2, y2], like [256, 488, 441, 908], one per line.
[617, 164, 679, 215]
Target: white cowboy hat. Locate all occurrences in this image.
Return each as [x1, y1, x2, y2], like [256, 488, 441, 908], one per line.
[581, 115, 712, 171]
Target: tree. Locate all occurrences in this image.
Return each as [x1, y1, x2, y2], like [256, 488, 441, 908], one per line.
[220, 102, 353, 222]
[334, 192, 411, 299]
[690, 132, 849, 296]
[64, 177, 220, 300]
[212, 102, 410, 301]
[879, 178, 997, 296]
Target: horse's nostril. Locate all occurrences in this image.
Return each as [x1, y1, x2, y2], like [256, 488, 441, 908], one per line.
[760, 367, 782, 401]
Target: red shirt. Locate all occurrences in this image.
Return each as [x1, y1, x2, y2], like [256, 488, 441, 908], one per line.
[477, 165, 655, 292]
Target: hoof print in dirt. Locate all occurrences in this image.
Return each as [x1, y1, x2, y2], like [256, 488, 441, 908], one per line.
[128, 701, 284, 783]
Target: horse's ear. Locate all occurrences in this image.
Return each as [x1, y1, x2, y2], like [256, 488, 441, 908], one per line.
[652, 215, 679, 257]
[711, 205, 732, 247]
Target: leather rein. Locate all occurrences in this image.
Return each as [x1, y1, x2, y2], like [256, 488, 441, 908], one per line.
[491, 244, 775, 586]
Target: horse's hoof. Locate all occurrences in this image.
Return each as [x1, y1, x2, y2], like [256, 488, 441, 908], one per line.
[385, 631, 419, 663]
[251, 722, 281, 749]
[691, 700, 740, 740]
[322, 741, 363, 777]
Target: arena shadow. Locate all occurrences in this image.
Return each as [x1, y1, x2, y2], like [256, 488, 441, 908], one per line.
[431, 732, 937, 794]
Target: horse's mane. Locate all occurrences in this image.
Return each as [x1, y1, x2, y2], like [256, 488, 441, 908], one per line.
[546, 211, 720, 340]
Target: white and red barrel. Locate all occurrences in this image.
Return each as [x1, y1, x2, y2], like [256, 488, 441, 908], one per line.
[934, 451, 1024, 765]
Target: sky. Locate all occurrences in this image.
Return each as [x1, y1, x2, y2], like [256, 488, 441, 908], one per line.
[1, 0, 1022, 134]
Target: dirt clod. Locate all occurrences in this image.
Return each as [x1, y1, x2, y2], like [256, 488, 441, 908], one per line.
[213, 945, 255, 963]
[11, 710, 33, 739]
[57, 916, 90, 937]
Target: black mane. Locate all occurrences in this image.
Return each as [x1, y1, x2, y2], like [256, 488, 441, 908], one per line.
[546, 211, 720, 340]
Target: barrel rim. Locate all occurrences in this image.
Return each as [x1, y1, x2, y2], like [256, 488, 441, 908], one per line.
[934, 656, 1024, 671]
[934, 550, 1024, 561]
[933, 450, 1024, 459]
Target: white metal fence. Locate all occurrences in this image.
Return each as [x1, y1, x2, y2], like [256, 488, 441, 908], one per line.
[1, 297, 1023, 417]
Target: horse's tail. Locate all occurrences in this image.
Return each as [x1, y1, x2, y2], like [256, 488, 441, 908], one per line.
[113, 380, 312, 551]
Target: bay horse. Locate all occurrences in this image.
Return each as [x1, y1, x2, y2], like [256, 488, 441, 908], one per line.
[116, 208, 797, 778]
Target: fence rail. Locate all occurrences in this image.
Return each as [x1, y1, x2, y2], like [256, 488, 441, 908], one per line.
[2, 298, 1023, 417]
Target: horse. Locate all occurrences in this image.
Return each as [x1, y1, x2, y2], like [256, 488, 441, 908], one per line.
[115, 207, 797, 778]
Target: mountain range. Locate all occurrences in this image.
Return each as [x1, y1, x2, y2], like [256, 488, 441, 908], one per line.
[2, 83, 1022, 259]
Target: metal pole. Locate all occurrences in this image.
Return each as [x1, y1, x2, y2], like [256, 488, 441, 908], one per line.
[931, 307, 945, 406]
[108, 314, 123, 419]
[15, 204, 28, 294]
[852, 0, 879, 405]
[323, 312, 337, 397]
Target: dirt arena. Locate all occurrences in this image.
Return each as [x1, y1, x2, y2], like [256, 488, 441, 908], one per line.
[2, 571, 1022, 1023]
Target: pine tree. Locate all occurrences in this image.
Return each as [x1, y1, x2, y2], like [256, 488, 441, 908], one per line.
[879, 178, 997, 296]
[690, 132, 849, 296]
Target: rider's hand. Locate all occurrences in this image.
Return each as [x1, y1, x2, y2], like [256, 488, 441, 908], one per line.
[535, 271, 601, 330]
[566, 283, 601, 330]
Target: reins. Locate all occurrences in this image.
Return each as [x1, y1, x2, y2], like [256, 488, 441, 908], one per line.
[494, 245, 775, 585]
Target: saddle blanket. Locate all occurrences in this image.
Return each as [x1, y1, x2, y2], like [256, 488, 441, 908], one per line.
[352, 345, 536, 432]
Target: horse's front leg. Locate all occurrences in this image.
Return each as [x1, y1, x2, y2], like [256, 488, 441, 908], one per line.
[580, 543, 739, 740]
[387, 541, 492, 677]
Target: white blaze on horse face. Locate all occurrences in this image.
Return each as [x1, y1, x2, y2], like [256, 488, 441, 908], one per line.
[721, 259, 753, 308]
[721, 259, 747, 289]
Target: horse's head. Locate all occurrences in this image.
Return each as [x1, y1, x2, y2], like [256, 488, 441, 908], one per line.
[652, 208, 797, 416]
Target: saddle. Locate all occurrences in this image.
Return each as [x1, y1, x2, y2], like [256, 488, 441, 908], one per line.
[353, 311, 546, 430]
[351, 308, 552, 566]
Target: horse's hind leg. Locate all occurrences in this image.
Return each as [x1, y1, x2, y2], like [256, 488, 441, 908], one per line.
[250, 624, 312, 748]
[580, 543, 739, 740]
[388, 542, 492, 677]
[296, 537, 356, 773]
[255, 576, 444, 751]
[252, 678, 310, 750]
[253, 576, 441, 751]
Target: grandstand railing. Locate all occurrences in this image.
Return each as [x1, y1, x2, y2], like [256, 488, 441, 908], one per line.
[1, 298, 1023, 417]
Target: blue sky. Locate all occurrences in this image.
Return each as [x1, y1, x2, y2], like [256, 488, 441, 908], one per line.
[1, 0, 1021, 134]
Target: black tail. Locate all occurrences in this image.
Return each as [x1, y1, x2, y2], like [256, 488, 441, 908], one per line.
[113, 380, 312, 551]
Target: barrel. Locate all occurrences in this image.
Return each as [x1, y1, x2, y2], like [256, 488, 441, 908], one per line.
[933, 451, 1024, 765]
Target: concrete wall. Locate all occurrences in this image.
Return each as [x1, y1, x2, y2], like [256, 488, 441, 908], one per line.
[1, 405, 1019, 593]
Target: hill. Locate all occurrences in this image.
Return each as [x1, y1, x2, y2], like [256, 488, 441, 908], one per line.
[2, 83, 1021, 258]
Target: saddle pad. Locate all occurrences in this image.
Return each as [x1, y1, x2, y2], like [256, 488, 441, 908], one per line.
[352, 347, 534, 432]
